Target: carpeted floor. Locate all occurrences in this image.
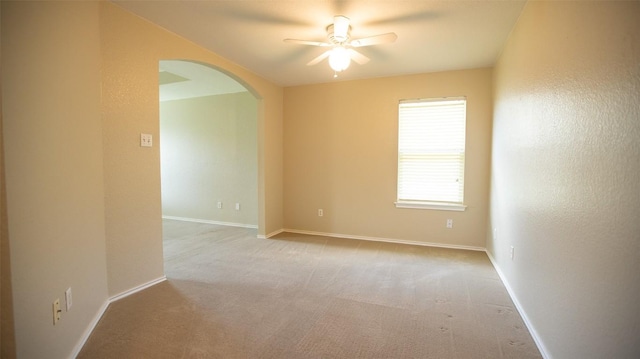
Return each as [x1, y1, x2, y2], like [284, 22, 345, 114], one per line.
[78, 219, 541, 358]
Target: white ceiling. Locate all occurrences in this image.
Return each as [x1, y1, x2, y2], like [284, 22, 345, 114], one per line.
[115, 0, 527, 87]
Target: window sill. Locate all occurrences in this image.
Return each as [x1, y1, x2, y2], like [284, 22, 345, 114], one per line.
[395, 201, 467, 211]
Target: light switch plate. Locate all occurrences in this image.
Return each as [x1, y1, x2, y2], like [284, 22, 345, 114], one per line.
[53, 299, 61, 325]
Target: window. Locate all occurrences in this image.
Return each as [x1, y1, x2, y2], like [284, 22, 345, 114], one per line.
[396, 97, 467, 211]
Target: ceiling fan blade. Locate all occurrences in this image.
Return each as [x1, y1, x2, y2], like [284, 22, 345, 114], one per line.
[284, 39, 331, 47]
[333, 15, 350, 40]
[306, 50, 331, 66]
[350, 32, 398, 47]
[348, 49, 370, 65]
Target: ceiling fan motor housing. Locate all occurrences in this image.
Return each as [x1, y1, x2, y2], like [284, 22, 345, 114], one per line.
[327, 15, 351, 44]
[326, 24, 351, 44]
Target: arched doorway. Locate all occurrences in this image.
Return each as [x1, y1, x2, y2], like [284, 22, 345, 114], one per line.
[158, 60, 259, 233]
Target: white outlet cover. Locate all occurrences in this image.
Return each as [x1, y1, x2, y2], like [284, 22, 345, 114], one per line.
[140, 133, 153, 147]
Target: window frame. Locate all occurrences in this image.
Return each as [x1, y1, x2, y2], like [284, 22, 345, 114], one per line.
[395, 97, 468, 212]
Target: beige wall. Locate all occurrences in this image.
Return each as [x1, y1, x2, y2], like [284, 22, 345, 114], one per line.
[2, 2, 109, 358]
[283, 69, 493, 248]
[489, 1, 640, 358]
[100, 2, 283, 296]
[160, 92, 258, 226]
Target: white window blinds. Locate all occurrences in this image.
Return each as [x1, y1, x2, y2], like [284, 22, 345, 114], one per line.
[397, 98, 466, 208]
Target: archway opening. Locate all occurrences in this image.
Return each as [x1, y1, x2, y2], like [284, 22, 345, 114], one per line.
[158, 60, 259, 241]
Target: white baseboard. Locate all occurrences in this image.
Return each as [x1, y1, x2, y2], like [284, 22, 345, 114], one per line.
[70, 276, 167, 358]
[258, 228, 284, 239]
[281, 228, 486, 252]
[69, 299, 109, 359]
[485, 251, 550, 359]
[162, 215, 258, 229]
[109, 276, 167, 303]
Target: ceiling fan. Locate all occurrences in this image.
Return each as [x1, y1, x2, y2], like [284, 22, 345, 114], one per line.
[284, 15, 397, 77]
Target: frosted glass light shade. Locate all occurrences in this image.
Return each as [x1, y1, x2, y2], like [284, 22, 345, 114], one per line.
[328, 47, 350, 72]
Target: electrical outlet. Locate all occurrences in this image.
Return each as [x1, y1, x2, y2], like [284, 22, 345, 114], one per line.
[446, 219, 453, 229]
[53, 299, 61, 325]
[140, 133, 153, 147]
[318, 209, 324, 217]
[217, 201, 222, 209]
[65, 288, 72, 311]
[235, 203, 240, 210]
[493, 228, 498, 241]
[510, 246, 515, 260]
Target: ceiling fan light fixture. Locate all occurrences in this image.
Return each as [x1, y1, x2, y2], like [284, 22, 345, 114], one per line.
[328, 46, 350, 72]
[284, 14, 396, 77]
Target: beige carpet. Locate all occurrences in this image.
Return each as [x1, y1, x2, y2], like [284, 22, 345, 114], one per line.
[78, 220, 541, 358]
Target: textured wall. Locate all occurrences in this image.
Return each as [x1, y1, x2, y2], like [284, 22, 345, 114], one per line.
[489, 1, 640, 358]
[284, 69, 493, 248]
[1, 2, 109, 357]
[101, 2, 283, 296]
[160, 92, 258, 226]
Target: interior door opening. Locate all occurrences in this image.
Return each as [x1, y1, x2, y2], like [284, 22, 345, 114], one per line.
[158, 60, 259, 239]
